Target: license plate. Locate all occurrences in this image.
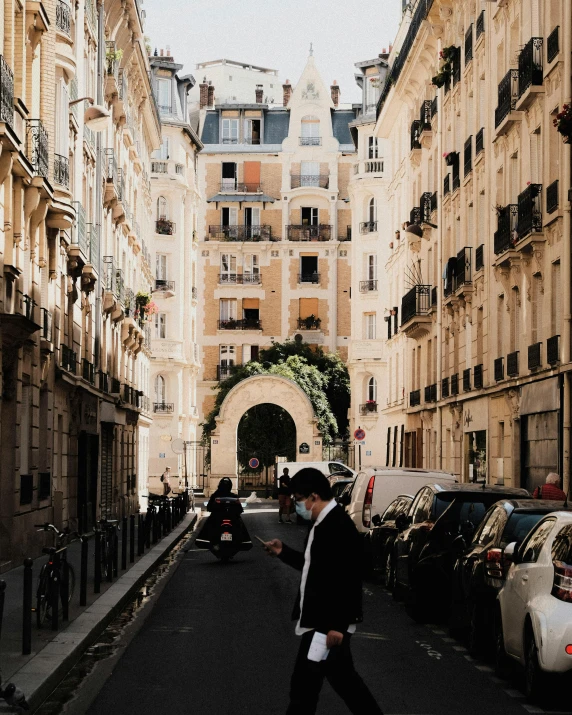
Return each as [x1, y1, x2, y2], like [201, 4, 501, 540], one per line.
[221, 533, 232, 542]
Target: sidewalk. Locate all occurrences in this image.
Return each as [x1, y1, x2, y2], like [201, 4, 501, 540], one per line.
[0, 509, 199, 711]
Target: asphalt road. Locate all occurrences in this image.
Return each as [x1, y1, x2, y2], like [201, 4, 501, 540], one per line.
[59, 508, 566, 715]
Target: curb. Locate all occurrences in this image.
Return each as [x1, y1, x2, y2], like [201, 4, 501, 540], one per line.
[1, 512, 197, 713]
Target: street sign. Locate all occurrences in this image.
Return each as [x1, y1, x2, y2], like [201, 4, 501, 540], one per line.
[249, 457, 260, 469]
[354, 428, 366, 441]
[171, 439, 185, 455]
[299, 442, 310, 454]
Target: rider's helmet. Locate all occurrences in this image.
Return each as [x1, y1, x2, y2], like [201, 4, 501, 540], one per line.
[218, 477, 233, 494]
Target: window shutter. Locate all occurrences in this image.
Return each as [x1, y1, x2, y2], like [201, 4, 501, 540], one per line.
[299, 297, 318, 319]
[243, 161, 261, 190]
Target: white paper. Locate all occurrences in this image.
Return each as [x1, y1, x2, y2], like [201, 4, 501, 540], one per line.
[307, 631, 330, 662]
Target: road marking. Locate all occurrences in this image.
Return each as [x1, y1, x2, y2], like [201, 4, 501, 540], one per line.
[504, 689, 525, 698]
[415, 640, 442, 660]
[453, 645, 467, 652]
[521, 706, 545, 714]
[464, 654, 476, 662]
[429, 628, 446, 634]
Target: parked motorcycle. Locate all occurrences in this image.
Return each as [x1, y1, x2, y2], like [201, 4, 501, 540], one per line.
[196, 496, 252, 562]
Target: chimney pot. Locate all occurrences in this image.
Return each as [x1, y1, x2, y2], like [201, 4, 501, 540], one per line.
[199, 79, 209, 109]
[255, 84, 264, 103]
[331, 82, 340, 107]
[207, 83, 215, 107]
[283, 79, 292, 107]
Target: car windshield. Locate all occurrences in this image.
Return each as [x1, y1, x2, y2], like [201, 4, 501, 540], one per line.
[552, 524, 572, 563]
[501, 511, 549, 547]
[434, 493, 509, 526]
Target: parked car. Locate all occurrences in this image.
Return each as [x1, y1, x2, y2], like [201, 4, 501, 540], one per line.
[366, 494, 413, 587]
[496, 511, 572, 702]
[328, 471, 355, 487]
[339, 467, 456, 535]
[451, 499, 565, 655]
[279, 461, 356, 481]
[331, 478, 354, 501]
[393, 483, 530, 621]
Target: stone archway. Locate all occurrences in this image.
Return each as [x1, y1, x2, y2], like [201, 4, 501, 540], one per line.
[209, 375, 323, 493]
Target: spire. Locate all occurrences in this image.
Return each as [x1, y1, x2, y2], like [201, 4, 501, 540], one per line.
[309, 42, 313, 57]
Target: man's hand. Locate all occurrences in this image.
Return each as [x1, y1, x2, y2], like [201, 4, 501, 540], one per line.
[326, 630, 344, 649]
[264, 538, 283, 556]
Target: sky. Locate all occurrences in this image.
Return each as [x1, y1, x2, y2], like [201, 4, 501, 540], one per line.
[142, 0, 402, 104]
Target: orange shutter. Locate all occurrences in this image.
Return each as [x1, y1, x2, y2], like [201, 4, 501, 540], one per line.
[299, 298, 319, 318]
[244, 162, 261, 192]
[243, 298, 260, 310]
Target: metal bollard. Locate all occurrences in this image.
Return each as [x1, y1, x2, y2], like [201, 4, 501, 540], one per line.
[138, 514, 143, 555]
[80, 538, 88, 607]
[130, 514, 135, 563]
[50, 553, 60, 631]
[94, 530, 102, 594]
[121, 516, 127, 570]
[22, 560, 33, 655]
[113, 528, 119, 578]
[106, 533, 113, 582]
[60, 549, 69, 622]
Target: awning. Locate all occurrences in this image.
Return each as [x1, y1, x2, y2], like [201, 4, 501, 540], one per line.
[207, 193, 276, 203]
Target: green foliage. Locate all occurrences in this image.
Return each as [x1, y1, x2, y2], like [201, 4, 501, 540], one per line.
[237, 404, 296, 471]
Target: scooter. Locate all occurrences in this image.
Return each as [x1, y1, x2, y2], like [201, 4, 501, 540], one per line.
[196, 497, 253, 562]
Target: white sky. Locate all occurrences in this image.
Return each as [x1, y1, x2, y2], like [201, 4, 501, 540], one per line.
[142, 0, 402, 103]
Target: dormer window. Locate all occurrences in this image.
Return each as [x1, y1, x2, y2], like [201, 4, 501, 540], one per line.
[300, 116, 321, 146]
[156, 78, 172, 114]
[222, 118, 239, 144]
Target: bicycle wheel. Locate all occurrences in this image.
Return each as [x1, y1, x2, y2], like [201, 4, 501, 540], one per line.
[63, 563, 76, 603]
[36, 566, 49, 627]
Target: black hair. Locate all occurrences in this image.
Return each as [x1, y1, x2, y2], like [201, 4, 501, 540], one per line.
[290, 468, 333, 501]
[218, 477, 233, 494]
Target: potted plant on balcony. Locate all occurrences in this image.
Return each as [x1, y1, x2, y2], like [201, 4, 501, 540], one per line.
[366, 399, 377, 412]
[156, 218, 173, 235]
[553, 104, 572, 143]
[443, 151, 458, 166]
[106, 47, 123, 75]
[432, 46, 456, 88]
[304, 314, 321, 330]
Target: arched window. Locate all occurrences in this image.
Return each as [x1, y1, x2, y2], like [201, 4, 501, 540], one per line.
[157, 196, 168, 220]
[367, 376, 377, 402]
[154, 374, 166, 404]
[301, 115, 320, 145]
[368, 197, 377, 224]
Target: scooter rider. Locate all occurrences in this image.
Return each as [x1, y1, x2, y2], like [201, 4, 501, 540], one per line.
[207, 477, 243, 514]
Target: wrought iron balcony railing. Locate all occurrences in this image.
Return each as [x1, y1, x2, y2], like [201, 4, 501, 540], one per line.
[61, 345, 77, 374]
[154, 279, 175, 293]
[298, 273, 320, 284]
[105, 41, 119, 79]
[110, 377, 121, 394]
[444, 247, 472, 296]
[464, 136, 472, 176]
[463, 368, 471, 392]
[0, 55, 14, 127]
[54, 153, 70, 188]
[420, 99, 432, 130]
[218, 274, 261, 285]
[547, 26, 559, 64]
[528, 342, 542, 370]
[156, 219, 176, 235]
[103, 256, 117, 293]
[287, 225, 331, 242]
[359, 402, 378, 415]
[299, 136, 321, 146]
[443, 174, 450, 196]
[360, 222, 378, 234]
[547, 335, 560, 365]
[474, 364, 483, 389]
[410, 120, 422, 151]
[517, 184, 542, 237]
[56, 0, 71, 35]
[41, 308, 53, 341]
[441, 377, 449, 399]
[401, 285, 431, 325]
[71, 201, 89, 258]
[410, 206, 421, 225]
[495, 69, 519, 128]
[475, 127, 484, 156]
[465, 23, 473, 65]
[518, 37, 543, 97]
[217, 364, 240, 381]
[475, 244, 484, 271]
[424, 384, 437, 403]
[98, 371, 109, 393]
[208, 225, 273, 242]
[410, 389, 421, 407]
[451, 373, 459, 396]
[154, 403, 174, 414]
[494, 357, 504, 382]
[476, 10, 485, 39]
[218, 318, 262, 331]
[507, 351, 519, 377]
[494, 204, 518, 255]
[359, 280, 378, 293]
[546, 180, 558, 215]
[290, 174, 329, 189]
[219, 181, 262, 193]
[26, 120, 49, 178]
[22, 294, 36, 322]
[115, 268, 124, 304]
[82, 358, 95, 384]
[297, 316, 321, 331]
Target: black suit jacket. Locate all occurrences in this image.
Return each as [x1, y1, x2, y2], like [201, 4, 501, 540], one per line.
[279, 503, 363, 634]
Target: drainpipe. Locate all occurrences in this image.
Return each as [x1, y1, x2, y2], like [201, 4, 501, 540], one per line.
[561, 1, 572, 492]
[436, 77, 443, 471]
[94, 0, 104, 372]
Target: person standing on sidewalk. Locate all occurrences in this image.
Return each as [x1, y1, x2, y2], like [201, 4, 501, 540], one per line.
[264, 468, 383, 715]
[161, 467, 172, 496]
[278, 467, 293, 524]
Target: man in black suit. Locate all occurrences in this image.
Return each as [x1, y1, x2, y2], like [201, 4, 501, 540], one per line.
[265, 468, 383, 715]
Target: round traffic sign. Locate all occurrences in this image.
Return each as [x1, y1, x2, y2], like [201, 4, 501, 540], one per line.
[248, 457, 260, 469]
[354, 428, 366, 441]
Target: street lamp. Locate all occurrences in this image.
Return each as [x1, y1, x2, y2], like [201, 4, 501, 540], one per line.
[69, 96, 111, 131]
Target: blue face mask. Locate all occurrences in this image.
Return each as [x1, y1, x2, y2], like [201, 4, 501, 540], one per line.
[295, 499, 313, 521]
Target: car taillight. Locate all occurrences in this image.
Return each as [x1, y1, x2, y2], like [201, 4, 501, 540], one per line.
[362, 476, 375, 528]
[565, 645, 572, 655]
[485, 547, 504, 579]
[552, 561, 572, 603]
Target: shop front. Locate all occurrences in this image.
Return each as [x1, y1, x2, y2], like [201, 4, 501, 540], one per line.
[462, 398, 488, 483]
[520, 378, 560, 494]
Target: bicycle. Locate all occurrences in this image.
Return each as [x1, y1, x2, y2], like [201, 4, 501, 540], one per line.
[35, 523, 81, 627]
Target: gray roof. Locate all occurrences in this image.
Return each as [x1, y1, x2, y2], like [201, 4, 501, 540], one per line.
[332, 110, 356, 145]
[202, 113, 219, 144]
[264, 111, 290, 144]
[207, 193, 276, 203]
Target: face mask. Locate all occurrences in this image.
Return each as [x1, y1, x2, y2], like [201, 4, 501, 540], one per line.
[295, 499, 313, 521]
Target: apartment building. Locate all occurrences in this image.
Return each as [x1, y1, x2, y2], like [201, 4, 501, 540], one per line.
[0, 0, 160, 568]
[372, 0, 571, 492]
[147, 50, 203, 487]
[195, 55, 355, 427]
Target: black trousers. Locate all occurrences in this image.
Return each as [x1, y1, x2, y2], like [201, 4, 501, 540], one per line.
[286, 631, 383, 715]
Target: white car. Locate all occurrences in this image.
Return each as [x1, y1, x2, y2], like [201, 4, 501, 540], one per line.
[496, 510, 572, 702]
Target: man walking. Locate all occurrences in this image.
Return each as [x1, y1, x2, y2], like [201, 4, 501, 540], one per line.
[161, 466, 172, 496]
[264, 468, 383, 715]
[277, 467, 293, 524]
[533, 472, 567, 500]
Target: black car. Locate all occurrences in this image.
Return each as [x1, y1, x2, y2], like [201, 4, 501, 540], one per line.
[450, 499, 570, 655]
[393, 483, 530, 622]
[331, 478, 354, 501]
[366, 495, 413, 587]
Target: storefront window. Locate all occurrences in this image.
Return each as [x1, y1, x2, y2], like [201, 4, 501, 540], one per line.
[466, 430, 487, 483]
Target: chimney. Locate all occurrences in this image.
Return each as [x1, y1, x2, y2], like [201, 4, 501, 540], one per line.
[207, 82, 215, 107]
[283, 79, 292, 107]
[199, 77, 209, 109]
[331, 80, 340, 107]
[255, 84, 263, 104]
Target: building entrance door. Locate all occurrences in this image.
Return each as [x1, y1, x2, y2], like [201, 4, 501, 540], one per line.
[78, 432, 99, 533]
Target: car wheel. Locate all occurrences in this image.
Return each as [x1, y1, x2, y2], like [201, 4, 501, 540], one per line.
[383, 550, 395, 591]
[525, 631, 546, 703]
[494, 615, 511, 679]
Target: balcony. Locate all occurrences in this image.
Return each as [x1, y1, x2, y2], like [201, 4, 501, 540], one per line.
[104, 150, 122, 205]
[547, 335, 560, 365]
[219, 181, 262, 193]
[441, 377, 450, 399]
[218, 273, 261, 285]
[475, 244, 484, 271]
[208, 225, 273, 242]
[360, 222, 377, 234]
[298, 273, 320, 284]
[424, 384, 437, 403]
[98, 371, 109, 393]
[217, 364, 240, 381]
[465, 24, 473, 65]
[70, 201, 89, 262]
[154, 279, 175, 297]
[516, 38, 543, 109]
[0, 55, 14, 127]
[400, 285, 432, 339]
[56, 0, 71, 35]
[290, 174, 329, 190]
[507, 351, 519, 377]
[26, 120, 49, 178]
[547, 26, 559, 64]
[297, 316, 321, 331]
[451, 373, 459, 396]
[53, 154, 69, 189]
[82, 358, 95, 384]
[218, 318, 262, 331]
[61, 345, 77, 374]
[359, 280, 378, 293]
[410, 390, 421, 407]
[410, 120, 422, 151]
[517, 184, 542, 238]
[287, 225, 331, 242]
[494, 204, 518, 255]
[299, 137, 321, 146]
[359, 402, 378, 416]
[154, 403, 174, 414]
[546, 180, 558, 215]
[463, 368, 471, 392]
[476, 10, 485, 40]
[151, 161, 168, 174]
[495, 69, 520, 133]
[354, 159, 385, 176]
[494, 357, 504, 382]
[110, 377, 121, 394]
[475, 127, 484, 156]
[444, 247, 472, 297]
[464, 136, 472, 177]
[443, 174, 450, 196]
[156, 219, 176, 235]
[474, 364, 483, 389]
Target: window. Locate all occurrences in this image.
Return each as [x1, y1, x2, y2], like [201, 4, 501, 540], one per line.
[154, 374, 166, 403]
[551, 525, 572, 563]
[156, 254, 168, 281]
[367, 376, 377, 402]
[368, 198, 377, 223]
[301, 207, 319, 226]
[221, 207, 238, 238]
[474, 506, 507, 546]
[155, 139, 169, 160]
[301, 115, 320, 144]
[301, 162, 320, 187]
[243, 161, 261, 192]
[300, 255, 318, 283]
[220, 254, 237, 283]
[220, 345, 236, 368]
[365, 79, 379, 112]
[367, 254, 377, 280]
[154, 313, 166, 339]
[243, 254, 259, 280]
[221, 162, 237, 190]
[156, 78, 172, 112]
[55, 78, 69, 158]
[244, 207, 261, 238]
[365, 313, 376, 340]
[242, 298, 260, 326]
[520, 519, 556, 563]
[244, 119, 261, 145]
[222, 118, 239, 144]
[368, 136, 379, 159]
[219, 298, 237, 321]
[157, 196, 168, 220]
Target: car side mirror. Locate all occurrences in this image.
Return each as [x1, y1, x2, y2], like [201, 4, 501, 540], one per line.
[503, 541, 519, 564]
[372, 514, 382, 527]
[395, 513, 409, 532]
